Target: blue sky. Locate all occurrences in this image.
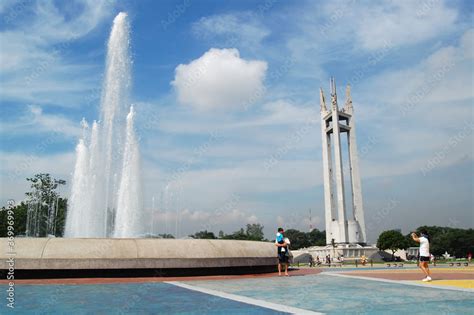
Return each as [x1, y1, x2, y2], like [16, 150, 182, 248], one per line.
[0, 0, 473, 241]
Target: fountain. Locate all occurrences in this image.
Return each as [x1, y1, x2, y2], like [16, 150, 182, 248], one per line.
[113, 106, 146, 237]
[0, 12, 277, 278]
[65, 12, 143, 238]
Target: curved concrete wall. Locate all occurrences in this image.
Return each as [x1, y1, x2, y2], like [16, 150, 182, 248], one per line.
[0, 238, 277, 270]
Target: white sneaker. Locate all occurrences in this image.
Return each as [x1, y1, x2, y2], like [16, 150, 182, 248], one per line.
[422, 277, 432, 282]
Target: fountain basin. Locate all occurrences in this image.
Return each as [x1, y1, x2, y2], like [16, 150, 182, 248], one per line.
[0, 238, 277, 277]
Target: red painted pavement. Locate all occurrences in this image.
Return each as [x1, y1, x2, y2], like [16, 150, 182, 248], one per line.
[0, 268, 322, 285]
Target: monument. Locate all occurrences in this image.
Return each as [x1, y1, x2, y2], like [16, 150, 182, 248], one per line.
[296, 78, 377, 261]
[320, 77, 366, 245]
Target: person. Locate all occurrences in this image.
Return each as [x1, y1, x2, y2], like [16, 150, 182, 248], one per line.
[316, 256, 321, 266]
[468, 252, 472, 263]
[411, 230, 432, 282]
[361, 255, 367, 266]
[275, 227, 289, 276]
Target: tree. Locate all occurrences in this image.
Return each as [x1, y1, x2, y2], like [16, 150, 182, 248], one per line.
[189, 230, 217, 239]
[245, 223, 264, 241]
[377, 230, 409, 260]
[308, 229, 326, 246]
[222, 228, 248, 240]
[25, 173, 67, 237]
[284, 229, 310, 249]
[0, 174, 67, 237]
[0, 202, 27, 237]
[413, 226, 474, 258]
[158, 233, 175, 239]
[276, 228, 326, 250]
[26, 173, 66, 202]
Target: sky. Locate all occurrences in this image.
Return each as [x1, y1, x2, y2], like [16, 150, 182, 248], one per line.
[0, 0, 473, 242]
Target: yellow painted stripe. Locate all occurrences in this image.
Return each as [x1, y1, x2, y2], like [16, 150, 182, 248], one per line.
[414, 280, 474, 289]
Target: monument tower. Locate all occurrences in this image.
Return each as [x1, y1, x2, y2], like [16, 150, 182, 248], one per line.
[320, 78, 366, 245]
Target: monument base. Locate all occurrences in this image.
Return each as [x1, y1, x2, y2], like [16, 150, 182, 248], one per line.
[0, 238, 277, 278]
[293, 243, 378, 260]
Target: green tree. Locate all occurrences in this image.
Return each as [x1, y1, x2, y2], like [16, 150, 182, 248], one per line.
[1, 174, 67, 237]
[308, 229, 326, 246]
[377, 230, 409, 260]
[277, 228, 326, 250]
[158, 233, 175, 239]
[245, 223, 265, 241]
[189, 230, 217, 239]
[0, 202, 28, 237]
[284, 229, 310, 249]
[25, 173, 67, 237]
[413, 226, 474, 258]
[222, 228, 248, 240]
[405, 232, 418, 248]
[26, 173, 66, 202]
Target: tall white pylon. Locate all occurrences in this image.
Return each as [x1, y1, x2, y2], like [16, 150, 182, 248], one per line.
[320, 78, 366, 244]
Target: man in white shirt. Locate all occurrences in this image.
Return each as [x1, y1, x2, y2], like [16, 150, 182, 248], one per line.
[411, 229, 432, 282]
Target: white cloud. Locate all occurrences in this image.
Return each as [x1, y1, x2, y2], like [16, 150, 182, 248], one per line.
[322, 0, 458, 51]
[0, 105, 81, 138]
[360, 28, 474, 107]
[171, 48, 268, 111]
[192, 12, 270, 48]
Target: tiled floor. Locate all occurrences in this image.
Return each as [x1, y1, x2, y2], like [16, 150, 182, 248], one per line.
[3, 282, 289, 314]
[185, 272, 474, 314]
[1, 267, 473, 314]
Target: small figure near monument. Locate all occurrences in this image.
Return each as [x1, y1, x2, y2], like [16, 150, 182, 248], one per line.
[275, 227, 289, 276]
[411, 230, 432, 282]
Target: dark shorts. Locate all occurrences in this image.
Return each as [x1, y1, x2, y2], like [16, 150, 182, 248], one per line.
[278, 252, 289, 263]
[420, 256, 430, 262]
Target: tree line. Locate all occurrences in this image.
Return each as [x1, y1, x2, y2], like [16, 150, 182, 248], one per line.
[189, 226, 326, 249]
[377, 226, 474, 259]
